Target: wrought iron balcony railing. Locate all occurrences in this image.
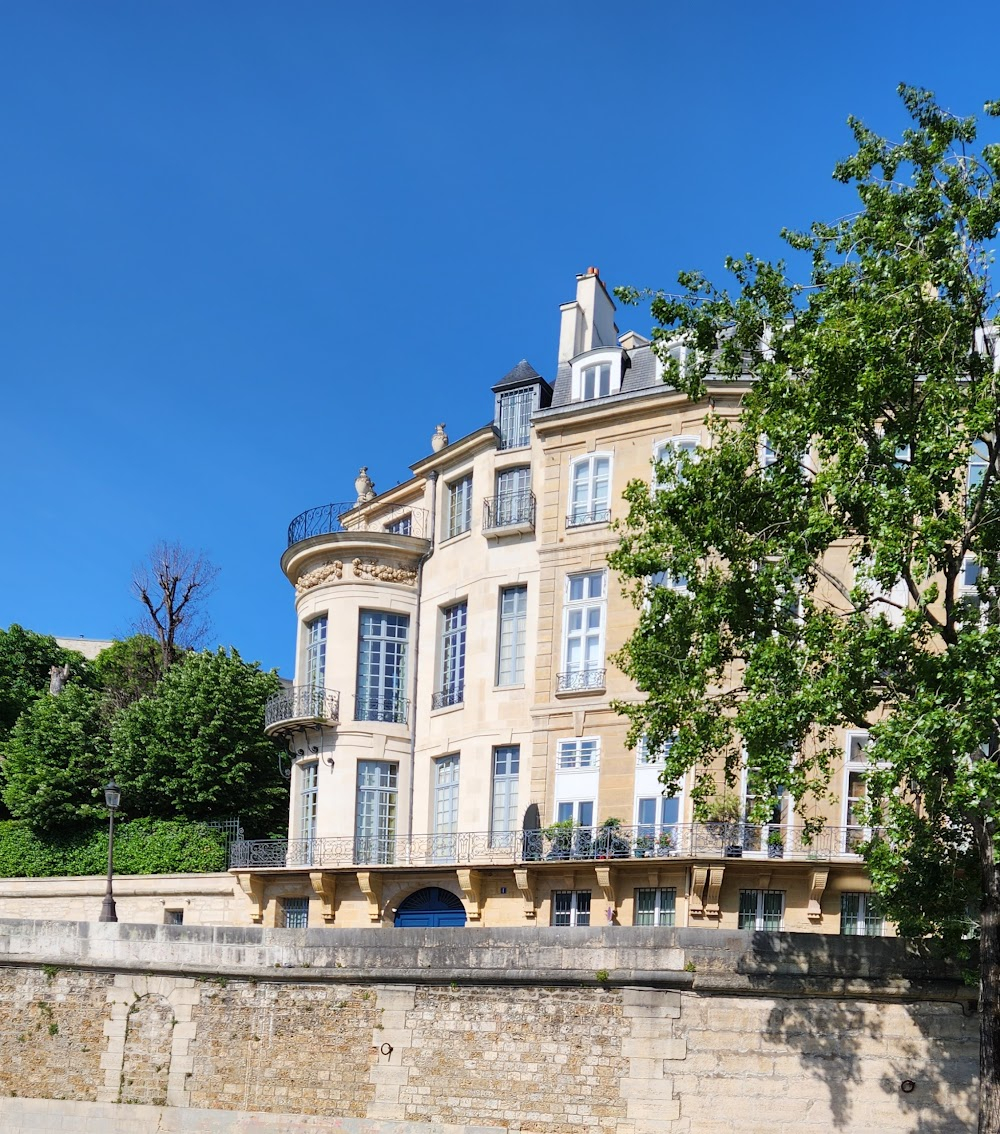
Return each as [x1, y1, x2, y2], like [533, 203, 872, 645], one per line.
[355, 696, 410, 725]
[483, 490, 536, 533]
[230, 823, 875, 870]
[557, 668, 607, 693]
[431, 685, 464, 710]
[566, 506, 611, 528]
[264, 684, 340, 731]
[287, 502, 430, 547]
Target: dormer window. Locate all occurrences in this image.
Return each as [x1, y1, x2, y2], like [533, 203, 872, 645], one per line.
[570, 349, 622, 402]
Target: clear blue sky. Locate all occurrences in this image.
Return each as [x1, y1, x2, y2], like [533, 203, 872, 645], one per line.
[1, 1, 994, 677]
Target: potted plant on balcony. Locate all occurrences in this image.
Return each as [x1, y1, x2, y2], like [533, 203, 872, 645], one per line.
[594, 817, 630, 859]
[543, 819, 576, 861]
[767, 828, 785, 859]
[704, 793, 743, 857]
[657, 830, 675, 856]
[634, 834, 655, 858]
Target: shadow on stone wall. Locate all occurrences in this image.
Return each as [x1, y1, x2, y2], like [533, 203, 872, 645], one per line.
[747, 933, 977, 1131]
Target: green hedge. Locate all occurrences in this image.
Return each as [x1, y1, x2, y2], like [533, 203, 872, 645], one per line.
[0, 817, 227, 877]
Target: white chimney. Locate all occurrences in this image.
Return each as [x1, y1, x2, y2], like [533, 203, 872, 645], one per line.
[558, 267, 619, 365]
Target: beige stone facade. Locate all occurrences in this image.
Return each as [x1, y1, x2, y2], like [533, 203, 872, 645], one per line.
[236, 269, 889, 937]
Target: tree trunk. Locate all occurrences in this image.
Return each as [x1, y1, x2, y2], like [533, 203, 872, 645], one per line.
[981, 874, 1000, 1130]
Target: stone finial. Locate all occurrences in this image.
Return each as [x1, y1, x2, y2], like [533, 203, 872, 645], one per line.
[354, 466, 375, 504]
[431, 424, 448, 452]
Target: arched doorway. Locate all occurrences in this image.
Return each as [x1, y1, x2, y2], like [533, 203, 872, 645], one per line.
[393, 887, 467, 927]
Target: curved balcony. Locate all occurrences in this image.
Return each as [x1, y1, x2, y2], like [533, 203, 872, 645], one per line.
[287, 502, 430, 547]
[264, 684, 340, 735]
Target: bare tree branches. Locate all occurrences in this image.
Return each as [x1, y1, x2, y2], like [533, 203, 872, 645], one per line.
[131, 542, 220, 670]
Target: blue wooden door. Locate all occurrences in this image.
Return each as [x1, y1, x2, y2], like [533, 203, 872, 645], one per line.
[394, 887, 467, 927]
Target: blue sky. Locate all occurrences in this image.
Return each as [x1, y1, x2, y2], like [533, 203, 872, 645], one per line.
[1, 1, 995, 676]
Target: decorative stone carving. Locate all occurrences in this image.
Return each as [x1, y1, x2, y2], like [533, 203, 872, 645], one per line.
[354, 466, 376, 504]
[48, 663, 70, 695]
[295, 560, 344, 594]
[431, 424, 448, 452]
[352, 558, 418, 585]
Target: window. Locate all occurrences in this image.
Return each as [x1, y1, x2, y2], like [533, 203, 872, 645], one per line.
[355, 760, 398, 864]
[551, 890, 591, 926]
[648, 570, 689, 595]
[571, 351, 622, 402]
[555, 799, 594, 828]
[299, 761, 318, 848]
[164, 909, 183, 926]
[433, 755, 460, 861]
[840, 892, 884, 936]
[636, 796, 680, 839]
[446, 474, 473, 538]
[653, 438, 699, 489]
[281, 897, 310, 929]
[498, 388, 533, 449]
[385, 514, 412, 535]
[356, 611, 409, 723]
[433, 602, 467, 709]
[556, 738, 600, 770]
[491, 746, 520, 847]
[843, 731, 871, 851]
[497, 585, 527, 686]
[634, 888, 676, 926]
[568, 455, 611, 526]
[969, 440, 990, 493]
[488, 466, 533, 529]
[559, 571, 606, 690]
[305, 615, 327, 689]
[581, 363, 611, 400]
[759, 435, 778, 471]
[738, 889, 784, 931]
[637, 735, 674, 764]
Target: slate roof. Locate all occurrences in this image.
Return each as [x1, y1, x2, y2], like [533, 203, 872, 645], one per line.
[549, 341, 666, 410]
[492, 359, 547, 393]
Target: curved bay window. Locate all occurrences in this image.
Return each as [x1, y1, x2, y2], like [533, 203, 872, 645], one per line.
[356, 611, 409, 724]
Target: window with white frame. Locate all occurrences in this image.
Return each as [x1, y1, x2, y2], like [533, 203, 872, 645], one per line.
[305, 615, 327, 689]
[840, 892, 884, 936]
[446, 474, 473, 538]
[843, 732, 871, 852]
[568, 454, 611, 527]
[555, 799, 594, 828]
[551, 890, 591, 926]
[433, 755, 460, 860]
[648, 569, 689, 595]
[281, 897, 310, 929]
[738, 889, 784, 931]
[653, 437, 699, 489]
[490, 745, 519, 847]
[969, 440, 990, 494]
[492, 466, 533, 528]
[497, 585, 527, 685]
[385, 513, 412, 535]
[635, 796, 681, 841]
[434, 601, 467, 709]
[356, 611, 409, 723]
[636, 735, 674, 764]
[634, 887, 676, 926]
[299, 761, 318, 847]
[355, 760, 398, 864]
[759, 435, 778, 471]
[497, 387, 533, 449]
[571, 351, 621, 403]
[560, 571, 606, 690]
[556, 738, 600, 770]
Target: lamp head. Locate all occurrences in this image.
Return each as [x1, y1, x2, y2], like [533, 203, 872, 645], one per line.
[104, 780, 121, 811]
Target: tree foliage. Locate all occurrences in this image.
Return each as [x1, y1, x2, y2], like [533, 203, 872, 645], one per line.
[111, 647, 288, 835]
[0, 625, 85, 741]
[610, 87, 1000, 1126]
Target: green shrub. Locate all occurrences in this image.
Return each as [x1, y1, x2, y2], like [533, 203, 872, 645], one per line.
[0, 818, 226, 877]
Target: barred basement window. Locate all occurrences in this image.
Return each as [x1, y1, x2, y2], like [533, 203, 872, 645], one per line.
[551, 890, 591, 927]
[840, 892, 884, 936]
[738, 889, 783, 931]
[281, 897, 310, 929]
[634, 888, 676, 927]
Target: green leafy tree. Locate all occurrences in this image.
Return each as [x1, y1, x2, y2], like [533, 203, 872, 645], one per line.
[89, 634, 163, 712]
[0, 625, 85, 740]
[111, 647, 287, 835]
[610, 86, 1000, 1128]
[2, 684, 112, 830]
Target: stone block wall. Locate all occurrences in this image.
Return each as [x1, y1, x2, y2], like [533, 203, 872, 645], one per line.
[0, 921, 981, 1133]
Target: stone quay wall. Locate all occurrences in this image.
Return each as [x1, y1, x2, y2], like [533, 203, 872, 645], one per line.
[0, 919, 981, 1134]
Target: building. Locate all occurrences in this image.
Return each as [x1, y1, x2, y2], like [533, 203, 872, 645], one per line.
[231, 269, 881, 936]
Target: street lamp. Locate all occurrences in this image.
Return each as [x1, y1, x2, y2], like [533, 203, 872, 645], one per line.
[98, 780, 121, 923]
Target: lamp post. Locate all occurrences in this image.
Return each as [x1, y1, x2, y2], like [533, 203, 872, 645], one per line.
[98, 780, 121, 923]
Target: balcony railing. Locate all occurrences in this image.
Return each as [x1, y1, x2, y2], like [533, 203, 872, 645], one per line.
[566, 506, 611, 528]
[264, 684, 340, 731]
[483, 491, 536, 533]
[287, 502, 430, 546]
[557, 668, 607, 693]
[355, 696, 410, 725]
[431, 685, 464, 710]
[230, 823, 873, 870]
